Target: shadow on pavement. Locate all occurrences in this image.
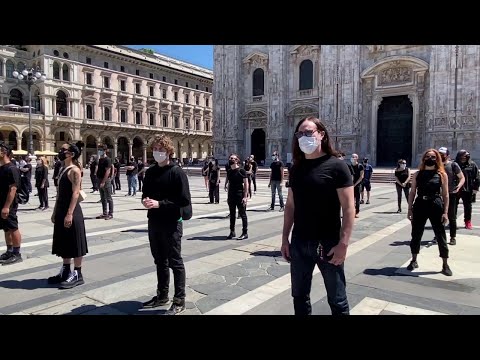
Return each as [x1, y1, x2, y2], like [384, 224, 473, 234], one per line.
[0, 278, 52, 290]
[187, 235, 228, 241]
[372, 211, 404, 215]
[251, 250, 282, 258]
[389, 240, 432, 247]
[64, 300, 145, 315]
[363, 267, 439, 277]
[121, 229, 148, 233]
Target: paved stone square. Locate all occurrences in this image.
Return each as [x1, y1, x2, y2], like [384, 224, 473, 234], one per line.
[1, 170, 479, 315]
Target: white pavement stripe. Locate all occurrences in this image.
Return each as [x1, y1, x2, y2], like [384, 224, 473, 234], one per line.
[350, 297, 446, 315]
[204, 218, 412, 315]
[0, 203, 273, 252]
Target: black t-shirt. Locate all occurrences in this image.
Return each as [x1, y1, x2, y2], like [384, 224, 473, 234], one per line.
[270, 161, 283, 181]
[209, 164, 219, 183]
[138, 163, 145, 177]
[289, 155, 353, 247]
[89, 160, 97, 173]
[352, 163, 364, 185]
[395, 168, 410, 184]
[0, 162, 20, 210]
[97, 157, 112, 179]
[114, 162, 121, 177]
[444, 161, 461, 192]
[251, 160, 258, 174]
[22, 163, 32, 180]
[227, 168, 247, 197]
[126, 161, 138, 176]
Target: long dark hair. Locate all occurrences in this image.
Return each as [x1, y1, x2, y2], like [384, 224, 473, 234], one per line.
[292, 116, 336, 165]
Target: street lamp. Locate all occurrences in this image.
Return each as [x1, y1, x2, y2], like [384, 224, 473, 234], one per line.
[12, 67, 47, 157]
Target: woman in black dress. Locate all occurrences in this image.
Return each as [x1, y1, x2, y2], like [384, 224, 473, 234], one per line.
[48, 141, 88, 289]
[35, 156, 49, 210]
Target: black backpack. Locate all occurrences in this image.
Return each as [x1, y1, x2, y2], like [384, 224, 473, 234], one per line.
[170, 165, 192, 220]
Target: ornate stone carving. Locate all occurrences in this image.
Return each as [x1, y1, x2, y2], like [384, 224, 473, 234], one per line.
[344, 102, 351, 115]
[426, 113, 434, 131]
[462, 139, 475, 150]
[465, 91, 474, 115]
[378, 66, 412, 86]
[436, 95, 446, 115]
[244, 111, 267, 119]
[249, 119, 267, 129]
[367, 45, 384, 53]
[243, 52, 269, 70]
[290, 45, 320, 58]
[461, 115, 476, 128]
[434, 117, 447, 127]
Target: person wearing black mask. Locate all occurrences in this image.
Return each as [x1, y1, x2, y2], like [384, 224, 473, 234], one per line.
[407, 149, 451, 276]
[394, 159, 411, 213]
[455, 150, 479, 230]
[225, 153, 249, 240]
[49, 142, 88, 288]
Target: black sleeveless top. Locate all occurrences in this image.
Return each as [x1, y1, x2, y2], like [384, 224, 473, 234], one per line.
[416, 170, 442, 198]
[395, 168, 409, 183]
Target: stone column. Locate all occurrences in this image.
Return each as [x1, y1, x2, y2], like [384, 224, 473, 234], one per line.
[16, 137, 22, 151]
[113, 142, 118, 159]
[129, 142, 133, 159]
[143, 146, 147, 161]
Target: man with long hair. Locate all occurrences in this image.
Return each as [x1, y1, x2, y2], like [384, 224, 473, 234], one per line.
[141, 134, 191, 315]
[407, 149, 452, 276]
[282, 116, 355, 315]
[0, 142, 22, 265]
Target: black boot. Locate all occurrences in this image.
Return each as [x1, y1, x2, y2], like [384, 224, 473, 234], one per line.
[237, 232, 248, 240]
[226, 231, 236, 240]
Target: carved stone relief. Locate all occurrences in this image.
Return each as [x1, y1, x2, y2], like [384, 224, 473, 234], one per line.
[461, 116, 476, 128]
[465, 91, 474, 115]
[378, 67, 412, 86]
[434, 117, 448, 127]
[462, 139, 475, 150]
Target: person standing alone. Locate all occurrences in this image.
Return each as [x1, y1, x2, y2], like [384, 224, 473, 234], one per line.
[350, 153, 364, 218]
[95, 145, 113, 220]
[269, 151, 285, 211]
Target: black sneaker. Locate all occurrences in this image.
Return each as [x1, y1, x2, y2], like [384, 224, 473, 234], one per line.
[407, 261, 418, 271]
[142, 296, 170, 309]
[237, 233, 248, 240]
[449, 238, 456, 246]
[164, 302, 186, 315]
[226, 232, 236, 240]
[442, 265, 453, 276]
[59, 270, 84, 289]
[48, 265, 70, 284]
[360, 200, 364, 204]
[0, 251, 12, 263]
[1, 253, 22, 266]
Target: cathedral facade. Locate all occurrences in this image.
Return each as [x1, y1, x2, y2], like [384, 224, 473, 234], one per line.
[213, 45, 479, 167]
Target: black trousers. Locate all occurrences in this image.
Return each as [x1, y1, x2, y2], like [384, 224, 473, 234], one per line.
[37, 186, 48, 208]
[251, 173, 257, 192]
[354, 185, 361, 214]
[90, 173, 98, 191]
[447, 192, 458, 239]
[290, 238, 349, 315]
[396, 184, 410, 210]
[148, 221, 186, 304]
[410, 198, 448, 258]
[114, 176, 121, 190]
[228, 195, 247, 233]
[456, 191, 473, 222]
[208, 182, 219, 203]
[138, 176, 144, 192]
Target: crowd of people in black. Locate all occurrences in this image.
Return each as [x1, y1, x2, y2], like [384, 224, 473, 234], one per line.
[0, 114, 479, 315]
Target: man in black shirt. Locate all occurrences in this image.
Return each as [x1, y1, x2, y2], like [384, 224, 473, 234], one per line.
[142, 134, 191, 315]
[269, 151, 285, 211]
[89, 155, 98, 193]
[113, 157, 121, 191]
[125, 156, 138, 196]
[137, 159, 145, 192]
[20, 157, 33, 194]
[438, 147, 464, 245]
[249, 155, 258, 194]
[350, 153, 364, 217]
[95, 145, 113, 220]
[282, 116, 354, 315]
[0, 143, 23, 265]
[225, 153, 249, 240]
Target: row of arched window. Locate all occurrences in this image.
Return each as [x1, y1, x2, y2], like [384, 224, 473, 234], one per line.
[0, 59, 44, 78]
[252, 59, 314, 96]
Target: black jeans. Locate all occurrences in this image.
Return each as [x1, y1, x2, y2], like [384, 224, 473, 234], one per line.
[354, 185, 361, 214]
[99, 180, 113, 215]
[457, 191, 473, 222]
[410, 198, 448, 258]
[37, 186, 48, 208]
[448, 192, 458, 239]
[148, 221, 186, 304]
[208, 181, 219, 203]
[138, 176, 144, 192]
[90, 173, 98, 191]
[290, 239, 349, 315]
[228, 195, 247, 233]
[114, 176, 121, 190]
[396, 184, 410, 210]
[251, 173, 257, 192]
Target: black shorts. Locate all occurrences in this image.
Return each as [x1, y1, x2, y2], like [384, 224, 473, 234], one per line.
[0, 209, 18, 232]
[362, 180, 371, 192]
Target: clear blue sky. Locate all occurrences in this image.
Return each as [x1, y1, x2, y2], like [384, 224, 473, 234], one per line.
[126, 45, 213, 70]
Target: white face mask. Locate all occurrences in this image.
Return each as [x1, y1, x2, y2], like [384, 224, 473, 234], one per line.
[351, 158, 357, 164]
[272, 155, 277, 161]
[153, 151, 167, 163]
[399, 164, 406, 170]
[298, 136, 318, 155]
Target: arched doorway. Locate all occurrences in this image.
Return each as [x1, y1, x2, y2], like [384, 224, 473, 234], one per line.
[117, 137, 129, 163]
[56, 91, 68, 116]
[22, 131, 41, 153]
[85, 135, 97, 160]
[376, 95, 413, 166]
[132, 137, 143, 160]
[251, 129, 266, 164]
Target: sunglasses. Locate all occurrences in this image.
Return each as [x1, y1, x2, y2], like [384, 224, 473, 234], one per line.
[399, 162, 406, 165]
[294, 130, 317, 139]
